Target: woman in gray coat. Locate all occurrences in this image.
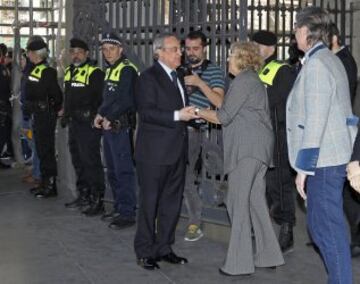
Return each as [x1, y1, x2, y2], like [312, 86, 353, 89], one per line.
[196, 41, 284, 276]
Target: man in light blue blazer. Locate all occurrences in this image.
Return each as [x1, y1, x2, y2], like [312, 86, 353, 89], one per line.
[287, 7, 357, 284]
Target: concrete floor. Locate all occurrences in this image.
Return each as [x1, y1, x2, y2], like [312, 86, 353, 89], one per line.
[1, 168, 360, 284]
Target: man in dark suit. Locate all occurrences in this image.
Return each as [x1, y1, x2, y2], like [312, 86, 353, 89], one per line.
[134, 33, 197, 270]
[329, 23, 360, 257]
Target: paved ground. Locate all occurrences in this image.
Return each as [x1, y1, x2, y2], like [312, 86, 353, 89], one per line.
[0, 167, 359, 284]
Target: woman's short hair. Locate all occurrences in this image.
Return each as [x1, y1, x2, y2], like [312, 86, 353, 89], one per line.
[295, 6, 331, 46]
[229, 41, 263, 72]
[153, 32, 179, 60]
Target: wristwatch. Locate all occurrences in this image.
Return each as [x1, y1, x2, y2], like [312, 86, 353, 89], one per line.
[194, 107, 200, 116]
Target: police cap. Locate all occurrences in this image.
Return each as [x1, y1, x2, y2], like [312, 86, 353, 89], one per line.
[101, 32, 122, 46]
[70, 38, 89, 51]
[252, 31, 277, 46]
[27, 40, 47, 51]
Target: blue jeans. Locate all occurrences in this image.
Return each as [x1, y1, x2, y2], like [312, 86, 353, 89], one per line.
[103, 129, 136, 218]
[306, 164, 352, 284]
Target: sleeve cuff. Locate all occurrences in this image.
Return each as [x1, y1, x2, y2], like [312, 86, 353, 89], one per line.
[295, 147, 320, 174]
[174, 111, 180, 121]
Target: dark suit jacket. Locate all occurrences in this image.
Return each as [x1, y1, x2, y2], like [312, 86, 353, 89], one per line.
[336, 47, 358, 104]
[134, 61, 188, 165]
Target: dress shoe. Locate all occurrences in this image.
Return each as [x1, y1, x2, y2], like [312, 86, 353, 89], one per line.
[101, 211, 119, 222]
[108, 216, 135, 230]
[137, 258, 160, 270]
[35, 177, 57, 198]
[0, 162, 10, 169]
[218, 268, 252, 277]
[157, 252, 188, 264]
[279, 223, 294, 254]
[82, 192, 104, 216]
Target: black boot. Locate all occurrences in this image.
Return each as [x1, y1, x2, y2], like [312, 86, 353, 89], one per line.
[35, 177, 57, 198]
[65, 188, 90, 209]
[82, 192, 104, 216]
[279, 223, 294, 254]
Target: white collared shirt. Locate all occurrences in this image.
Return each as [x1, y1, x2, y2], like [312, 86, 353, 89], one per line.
[158, 60, 186, 121]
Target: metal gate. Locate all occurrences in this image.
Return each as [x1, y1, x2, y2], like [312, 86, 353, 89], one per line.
[72, 0, 354, 224]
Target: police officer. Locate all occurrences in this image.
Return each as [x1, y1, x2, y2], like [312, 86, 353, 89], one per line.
[253, 31, 297, 253]
[0, 43, 12, 169]
[24, 40, 63, 198]
[62, 38, 105, 216]
[93, 33, 137, 229]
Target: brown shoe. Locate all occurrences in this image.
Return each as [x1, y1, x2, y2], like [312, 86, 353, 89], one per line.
[23, 175, 40, 185]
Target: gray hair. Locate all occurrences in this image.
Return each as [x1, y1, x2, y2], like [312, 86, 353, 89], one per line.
[153, 32, 179, 60]
[295, 6, 331, 47]
[35, 47, 49, 60]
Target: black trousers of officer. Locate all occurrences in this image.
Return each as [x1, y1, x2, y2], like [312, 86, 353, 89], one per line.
[343, 181, 360, 244]
[0, 115, 11, 153]
[266, 126, 296, 226]
[68, 119, 104, 194]
[33, 111, 57, 179]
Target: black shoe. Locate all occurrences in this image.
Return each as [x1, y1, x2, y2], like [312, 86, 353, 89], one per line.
[279, 223, 294, 254]
[108, 216, 135, 230]
[64, 196, 82, 209]
[65, 188, 90, 209]
[82, 191, 104, 216]
[0, 162, 10, 169]
[30, 184, 43, 194]
[35, 177, 57, 198]
[137, 258, 160, 270]
[157, 252, 188, 264]
[101, 211, 118, 222]
[218, 268, 252, 277]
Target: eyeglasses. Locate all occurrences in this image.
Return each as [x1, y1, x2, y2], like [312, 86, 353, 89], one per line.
[161, 46, 183, 53]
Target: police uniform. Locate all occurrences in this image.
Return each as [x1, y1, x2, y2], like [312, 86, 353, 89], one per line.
[98, 33, 138, 228]
[253, 31, 297, 251]
[24, 40, 63, 197]
[62, 38, 105, 214]
[0, 61, 11, 164]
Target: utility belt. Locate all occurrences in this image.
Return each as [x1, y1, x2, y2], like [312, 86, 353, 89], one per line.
[26, 100, 56, 114]
[70, 109, 96, 122]
[110, 111, 136, 132]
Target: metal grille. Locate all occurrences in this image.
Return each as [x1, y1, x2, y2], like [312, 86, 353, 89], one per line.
[247, 0, 354, 60]
[73, 0, 353, 70]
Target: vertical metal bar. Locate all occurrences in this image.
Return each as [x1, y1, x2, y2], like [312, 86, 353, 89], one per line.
[115, 0, 120, 33]
[239, 0, 247, 41]
[184, 0, 190, 35]
[340, 0, 345, 45]
[281, 0, 286, 60]
[250, 0, 254, 35]
[122, 1, 128, 42]
[109, 0, 113, 31]
[129, 0, 135, 49]
[266, 0, 270, 30]
[29, 0, 33, 36]
[144, 0, 150, 66]
[137, 0, 142, 58]
[274, 0, 279, 36]
[350, 2, 353, 52]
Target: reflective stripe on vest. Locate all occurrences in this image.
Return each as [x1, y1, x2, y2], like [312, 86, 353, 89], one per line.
[64, 64, 99, 85]
[259, 60, 286, 86]
[29, 64, 47, 80]
[104, 59, 138, 82]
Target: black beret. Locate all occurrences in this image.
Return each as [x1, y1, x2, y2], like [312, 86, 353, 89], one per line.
[252, 31, 277, 46]
[27, 40, 47, 51]
[101, 32, 122, 46]
[70, 38, 89, 51]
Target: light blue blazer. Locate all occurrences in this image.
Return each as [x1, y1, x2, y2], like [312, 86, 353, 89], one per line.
[286, 42, 358, 175]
